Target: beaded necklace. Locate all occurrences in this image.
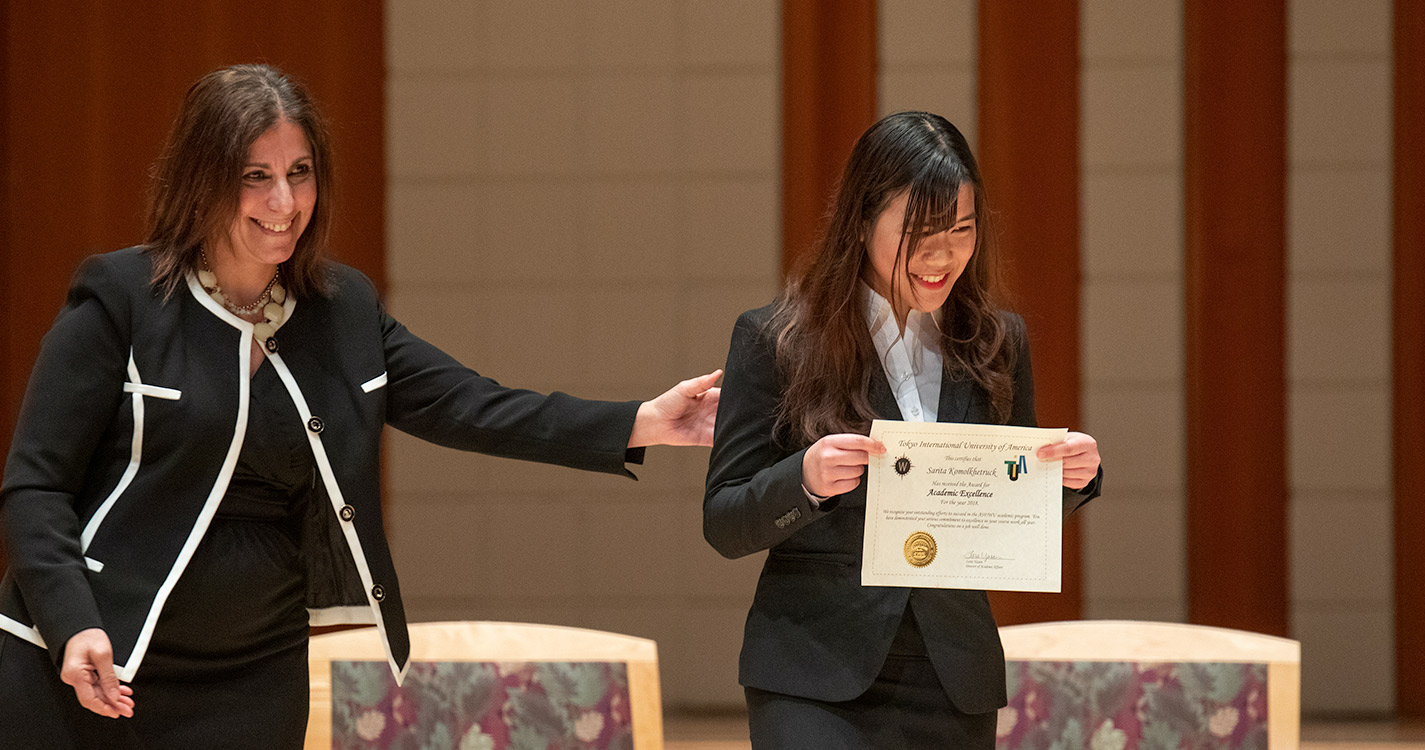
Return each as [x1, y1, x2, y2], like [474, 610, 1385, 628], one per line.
[198, 249, 289, 345]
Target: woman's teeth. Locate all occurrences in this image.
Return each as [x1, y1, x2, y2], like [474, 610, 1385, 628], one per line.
[916, 273, 946, 283]
[256, 219, 292, 232]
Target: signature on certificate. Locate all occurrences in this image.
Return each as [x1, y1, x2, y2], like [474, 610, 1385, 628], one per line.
[963, 550, 1015, 562]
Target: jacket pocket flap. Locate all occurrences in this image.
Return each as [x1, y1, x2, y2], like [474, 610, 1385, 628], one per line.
[123, 382, 182, 400]
[360, 372, 388, 393]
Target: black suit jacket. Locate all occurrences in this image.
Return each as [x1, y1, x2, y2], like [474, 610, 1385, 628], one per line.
[0, 247, 643, 683]
[704, 303, 1100, 714]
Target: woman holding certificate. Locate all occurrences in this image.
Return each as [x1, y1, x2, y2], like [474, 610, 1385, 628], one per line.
[704, 111, 1102, 748]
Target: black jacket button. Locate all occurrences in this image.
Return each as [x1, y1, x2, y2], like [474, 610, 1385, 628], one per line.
[339, 505, 355, 522]
[307, 416, 324, 434]
[371, 584, 385, 601]
[265, 337, 279, 353]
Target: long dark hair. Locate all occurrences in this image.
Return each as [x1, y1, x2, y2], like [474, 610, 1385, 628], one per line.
[144, 63, 334, 299]
[771, 111, 1015, 445]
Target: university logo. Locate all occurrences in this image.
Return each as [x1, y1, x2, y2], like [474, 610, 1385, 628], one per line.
[894, 456, 913, 476]
[1004, 455, 1027, 481]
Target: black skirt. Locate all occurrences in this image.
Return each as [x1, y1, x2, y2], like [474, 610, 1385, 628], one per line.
[744, 606, 998, 750]
[0, 363, 315, 749]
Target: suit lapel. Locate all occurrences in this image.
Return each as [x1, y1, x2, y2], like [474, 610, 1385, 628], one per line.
[938, 372, 974, 424]
[868, 365, 904, 421]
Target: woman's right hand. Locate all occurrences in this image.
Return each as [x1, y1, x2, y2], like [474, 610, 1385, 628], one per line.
[61, 628, 134, 718]
[801, 433, 887, 498]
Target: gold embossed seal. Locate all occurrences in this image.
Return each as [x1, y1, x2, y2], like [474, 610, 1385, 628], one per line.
[903, 531, 937, 568]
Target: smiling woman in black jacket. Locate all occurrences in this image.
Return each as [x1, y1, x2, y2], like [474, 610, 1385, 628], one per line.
[704, 112, 1101, 749]
[0, 63, 719, 750]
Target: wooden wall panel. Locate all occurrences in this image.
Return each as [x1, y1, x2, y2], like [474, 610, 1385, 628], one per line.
[1183, 0, 1289, 636]
[781, 0, 878, 272]
[0, 0, 385, 573]
[978, 0, 1084, 625]
[1395, 0, 1425, 719]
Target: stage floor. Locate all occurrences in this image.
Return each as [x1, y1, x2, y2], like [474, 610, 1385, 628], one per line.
[663, 714, 1425, 750]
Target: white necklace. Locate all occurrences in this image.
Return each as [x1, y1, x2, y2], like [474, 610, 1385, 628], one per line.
[198, 249, 289, 346]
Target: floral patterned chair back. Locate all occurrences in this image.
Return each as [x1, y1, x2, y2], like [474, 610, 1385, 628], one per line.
[305, 621, 662, 750]
[997, 620, 1300, 750]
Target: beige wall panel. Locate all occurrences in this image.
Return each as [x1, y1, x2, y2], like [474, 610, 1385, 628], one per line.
[1082, 599, 1186, 622]
[880, 0, 975, 65]
[386, 289, 491, 369]
[580, 501, 703, 597]
[388, 76, 486, 177]
[1288, 168, 1392, 275]
[1286, 0, 1394, 714]
[581, 74, 681, 173]
[388, 183, 490, 286]
[1082, 493, 1186, 603]
[679, 0, 779, 67]
[1292, 608, 1395, 713]
[1289, 60, 1392, 168]
[1081, 386, 1184, 492]
[1080, 0, 1184, 627]
[1288, 277, 1391, 382]
[878, 0, 976, 147]
[460, 287, 586, 388]
[1289, 0, 1392, 55]
[572, 287, 683, 391]
[1081, 66, 1182, 169]
[480, 181, 583, 279]
[581, 179, 684, 281]
[682, 178, 781, 280]
[1083, 279, 1183, 383]
[1082, 172, 1183, 278]
[678, 281, 783, 375]
[387, 0, 780, 708]
[1289, 386, 1391, 492]
[483, 0, 590, 70]
[878, 70, 977, 145]
[588, 0, 679, 68]
[680, 73, 779, 173]
[484, 77, 582, 176]
[387, 0, 483, 73]
[1082, 0, 1182, 61]
[1290, 496, 1393, 605]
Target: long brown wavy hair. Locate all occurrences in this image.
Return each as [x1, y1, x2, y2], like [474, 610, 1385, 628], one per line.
[144, 63, 334, 299]
[771, 111, 1015, 446]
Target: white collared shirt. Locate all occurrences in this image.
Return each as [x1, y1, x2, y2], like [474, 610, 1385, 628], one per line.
[863, 283, 943, 423]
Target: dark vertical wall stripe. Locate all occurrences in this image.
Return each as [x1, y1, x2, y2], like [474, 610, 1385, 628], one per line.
[1183, 0, 1289, 636]
[1394, 0, 1425, 719]
[978, 0, 1084, 625]
[0, 0, 385, 575]
[780, 0, 878, 274]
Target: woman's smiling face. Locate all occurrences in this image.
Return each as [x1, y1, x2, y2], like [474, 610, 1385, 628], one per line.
[863, 182, 977, 323]
[216, 119, 316, 271]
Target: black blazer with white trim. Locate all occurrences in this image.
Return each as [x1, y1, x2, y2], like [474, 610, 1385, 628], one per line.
[704, 303, 1100, 714]
[0, 247, 643, 683]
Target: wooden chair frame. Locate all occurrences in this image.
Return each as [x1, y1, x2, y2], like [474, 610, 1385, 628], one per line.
[305, 621, 663, 749]
[999, 620, 1301, 750]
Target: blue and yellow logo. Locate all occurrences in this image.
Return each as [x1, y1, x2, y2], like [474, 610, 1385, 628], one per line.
[1004, 455, 1027, 481]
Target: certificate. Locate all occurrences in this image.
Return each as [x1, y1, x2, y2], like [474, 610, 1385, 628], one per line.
[861, 420, 1068, 592]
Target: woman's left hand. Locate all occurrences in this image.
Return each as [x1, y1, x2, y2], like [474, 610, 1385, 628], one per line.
[1037, 431, 1100, 490]
[629, 370, 723, 448]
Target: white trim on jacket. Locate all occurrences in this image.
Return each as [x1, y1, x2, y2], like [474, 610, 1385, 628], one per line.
[266, 350, 408, 685]
[79, 352, 150, 552]
[108, 276, 265, 682]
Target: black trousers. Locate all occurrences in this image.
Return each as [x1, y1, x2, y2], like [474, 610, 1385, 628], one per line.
[744, 608, 998, 750]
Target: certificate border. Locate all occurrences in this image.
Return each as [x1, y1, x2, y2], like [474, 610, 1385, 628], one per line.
[864, 422, 1065, 591]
